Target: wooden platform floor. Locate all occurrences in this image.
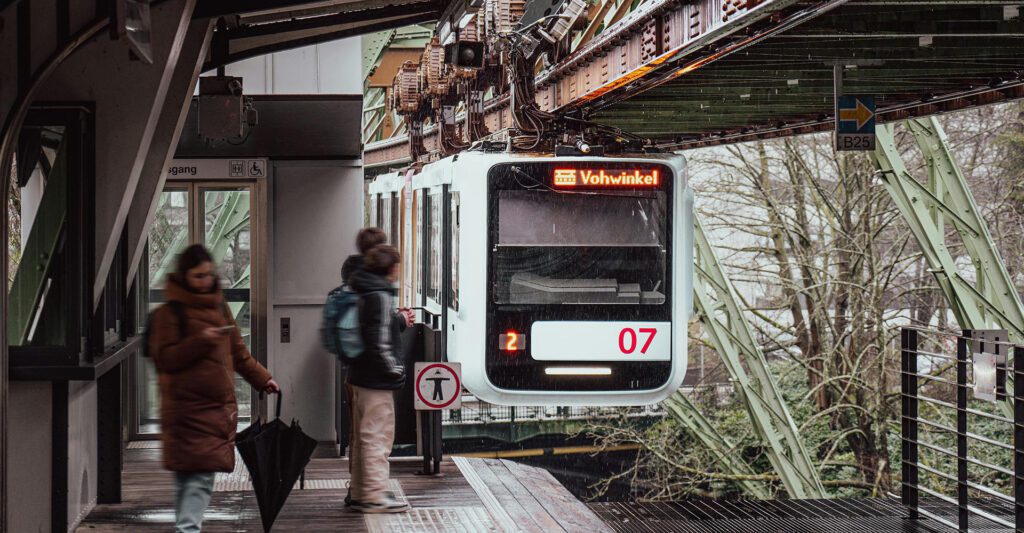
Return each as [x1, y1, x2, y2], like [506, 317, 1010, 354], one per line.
[76, 443, 611, 532]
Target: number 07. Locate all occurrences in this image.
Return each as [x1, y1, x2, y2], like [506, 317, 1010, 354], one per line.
[619, 327, 657, 354]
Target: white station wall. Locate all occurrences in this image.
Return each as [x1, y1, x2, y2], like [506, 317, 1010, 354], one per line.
[270, 162, 364, 441]
[221, 38, 362, 94]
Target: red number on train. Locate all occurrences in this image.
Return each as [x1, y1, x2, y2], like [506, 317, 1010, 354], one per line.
[618, 328, 637, 354]
[619, 327, 657, 354]
[639, 328, 657, 353]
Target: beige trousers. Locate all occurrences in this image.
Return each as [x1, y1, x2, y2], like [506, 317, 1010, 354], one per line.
[347, 385, 396, 503]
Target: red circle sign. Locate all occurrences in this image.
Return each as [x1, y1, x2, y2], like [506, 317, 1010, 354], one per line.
[416, 363, 461, 409]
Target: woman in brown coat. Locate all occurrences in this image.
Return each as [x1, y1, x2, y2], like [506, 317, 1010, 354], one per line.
[149, 244, 279, 533]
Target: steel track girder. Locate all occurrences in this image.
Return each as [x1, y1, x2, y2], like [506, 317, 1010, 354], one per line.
[691, 215, 826, 498]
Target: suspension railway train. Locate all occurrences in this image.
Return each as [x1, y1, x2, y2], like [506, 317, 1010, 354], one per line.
[368, 150, 693, 406]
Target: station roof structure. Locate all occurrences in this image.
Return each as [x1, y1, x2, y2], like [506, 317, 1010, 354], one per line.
[592, 1, 1024, 148]
[363, 0, 1024, 165]
[197, 0, 446, 69]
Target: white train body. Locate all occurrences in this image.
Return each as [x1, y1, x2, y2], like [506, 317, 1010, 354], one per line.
[368, 151, 693, 405]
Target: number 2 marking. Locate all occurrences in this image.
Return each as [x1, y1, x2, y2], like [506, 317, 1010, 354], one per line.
[506, 332, 519, 351]
[619, 327, 657, 354]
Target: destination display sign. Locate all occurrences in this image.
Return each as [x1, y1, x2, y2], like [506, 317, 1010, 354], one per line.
[553, 167, 662, 188]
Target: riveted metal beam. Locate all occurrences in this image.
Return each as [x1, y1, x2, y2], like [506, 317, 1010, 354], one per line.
[872, 118, 1024, 341]
[662, 391, 771, 498]
[692, 215, 825, 498]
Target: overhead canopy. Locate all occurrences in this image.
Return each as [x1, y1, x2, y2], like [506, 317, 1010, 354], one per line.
[591, 2, 1024, 148]
[198, 0, 445, 69]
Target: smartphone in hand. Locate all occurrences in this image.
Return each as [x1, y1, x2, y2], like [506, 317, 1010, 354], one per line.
[215, 325, 237, 334]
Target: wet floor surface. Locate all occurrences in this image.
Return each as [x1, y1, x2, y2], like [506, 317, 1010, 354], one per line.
[591, 497, 1010, 533]
[77, 445, 483, 532]
[76, 444, 609, 532]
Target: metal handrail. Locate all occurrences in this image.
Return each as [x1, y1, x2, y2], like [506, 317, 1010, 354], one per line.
[912, 395, 1015, 425]
[900, 327, 1022, 531]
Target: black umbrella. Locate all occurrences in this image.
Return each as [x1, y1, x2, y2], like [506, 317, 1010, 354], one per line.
[236, 392, 318, 532]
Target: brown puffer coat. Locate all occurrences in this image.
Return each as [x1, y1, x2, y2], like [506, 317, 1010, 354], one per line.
[150, 275, 272, 473]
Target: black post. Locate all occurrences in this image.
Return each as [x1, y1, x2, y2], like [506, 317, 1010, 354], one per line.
[419, 329, 442, 475]
[901, 328, 919, 518]
[1014, 344, 1024, 531]
[52, 381, 69, 532]
[97, 363, 123, 503]
[957, 332, 971, 532]
[433, 186, 452, 475]
[418, 191, 433, 475]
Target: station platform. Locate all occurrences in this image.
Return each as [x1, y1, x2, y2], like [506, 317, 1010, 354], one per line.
[74, 441, 995, 533]
[76, 442, 612, 532]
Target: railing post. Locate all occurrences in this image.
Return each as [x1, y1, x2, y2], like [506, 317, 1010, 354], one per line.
[957, 332, 971, 532]
[901, 328, 919, 518]
[1015, 344, 1024, 531]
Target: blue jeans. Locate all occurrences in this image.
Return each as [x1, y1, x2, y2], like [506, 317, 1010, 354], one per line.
[174, 472, 215, 533]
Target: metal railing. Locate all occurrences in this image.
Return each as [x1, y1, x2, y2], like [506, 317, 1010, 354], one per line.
[901, 327, 1022, 531]
[441, 400, 664, 426]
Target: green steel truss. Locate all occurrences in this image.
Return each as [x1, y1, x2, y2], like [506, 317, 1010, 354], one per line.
[362, 26, 433, 144]
[7, 140, 67, 345]
[685, 215, 826, 498]
[662, 391, 770, 498]
[873, 117, 1024, 341]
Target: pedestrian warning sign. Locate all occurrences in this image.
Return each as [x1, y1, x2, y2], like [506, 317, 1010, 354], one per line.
[414, 362, 461, 410]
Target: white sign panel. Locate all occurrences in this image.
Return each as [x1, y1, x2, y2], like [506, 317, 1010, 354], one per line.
[414, 362, 462, 410]
[167, 158, 268, 180]
[531, 322, 671, 362]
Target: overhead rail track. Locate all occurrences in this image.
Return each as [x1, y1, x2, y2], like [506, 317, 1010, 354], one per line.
[365, 0, 1024, 166]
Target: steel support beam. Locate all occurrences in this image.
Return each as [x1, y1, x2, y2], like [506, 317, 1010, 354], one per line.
[32, 0, 199, 311]
[125, 18, 214, 289]
[873, 117, 1024, 341]
[662, 391, 770, 498]
[693, 215, 825, 498]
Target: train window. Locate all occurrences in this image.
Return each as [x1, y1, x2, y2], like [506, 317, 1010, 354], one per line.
[391, 193, 400, 245]
[494, 187, 667, 306]
[375, 194, 383, 228]
[428, 190, 441, 303]
[449, 191, 460, 311]
[415, 190, 424, 304]
[379, 193, 390, 237]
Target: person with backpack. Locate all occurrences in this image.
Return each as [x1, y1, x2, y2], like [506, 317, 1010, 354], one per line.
[148, 244, 279, 532]
[344, 244, 410, 513]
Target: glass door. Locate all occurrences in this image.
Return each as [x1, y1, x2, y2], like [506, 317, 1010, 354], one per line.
[135, 182, 259, 436]
[200, 185, 255, 424]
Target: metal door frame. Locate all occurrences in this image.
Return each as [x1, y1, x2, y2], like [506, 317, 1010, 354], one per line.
[130, 175, 267, 439]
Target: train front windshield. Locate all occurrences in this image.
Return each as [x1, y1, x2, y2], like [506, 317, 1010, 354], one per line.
[487, 161, 674, 392]
[495, 189, 667, 305]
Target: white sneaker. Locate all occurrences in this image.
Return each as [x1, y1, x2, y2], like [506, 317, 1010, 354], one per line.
[352, 496, 409, 514]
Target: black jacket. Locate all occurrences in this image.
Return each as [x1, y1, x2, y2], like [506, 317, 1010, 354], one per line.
[347, 268, 407, 390]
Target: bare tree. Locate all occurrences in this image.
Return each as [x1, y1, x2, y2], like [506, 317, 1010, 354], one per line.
[586, 102, 1024, 500]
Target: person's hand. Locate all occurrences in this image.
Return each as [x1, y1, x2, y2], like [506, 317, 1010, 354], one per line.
[201, 327, 228, 341]
[400, 308, 415, 328]
[263, 379, 281, 393]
